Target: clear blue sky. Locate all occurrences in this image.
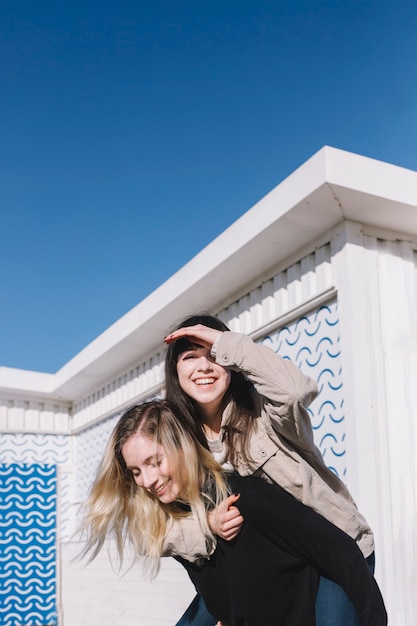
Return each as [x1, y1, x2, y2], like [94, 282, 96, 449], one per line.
[1, 0, 416, 373]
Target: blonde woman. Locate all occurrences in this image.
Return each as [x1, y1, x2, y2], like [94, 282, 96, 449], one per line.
[78, 400, 386, 626]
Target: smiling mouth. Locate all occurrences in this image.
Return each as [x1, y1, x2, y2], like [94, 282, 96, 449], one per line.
[195, 378, 216, 385]
[152, 480, 170, 496]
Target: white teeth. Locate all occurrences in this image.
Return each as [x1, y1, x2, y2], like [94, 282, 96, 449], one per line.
[195, 378, 215, 385]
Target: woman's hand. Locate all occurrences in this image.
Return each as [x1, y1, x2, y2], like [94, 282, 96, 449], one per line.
[208, 494, 243, 541]
[164, 324, 223, 352]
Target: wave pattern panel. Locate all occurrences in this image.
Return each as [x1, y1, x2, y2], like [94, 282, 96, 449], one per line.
[0, 463, 57, 626]
[260, 300, 345, 479]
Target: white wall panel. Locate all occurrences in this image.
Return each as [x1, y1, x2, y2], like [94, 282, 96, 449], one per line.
[364, 235, 417, 625]
[333, 223, 417, 625]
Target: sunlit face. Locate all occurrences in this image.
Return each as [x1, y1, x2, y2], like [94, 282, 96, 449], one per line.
[121, 433, 183, 503]
[176, 344, 231, 416]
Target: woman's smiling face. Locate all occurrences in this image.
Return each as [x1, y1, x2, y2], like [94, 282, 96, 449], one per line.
[176, 344, 231, 416]
[122, 433, 183, 503]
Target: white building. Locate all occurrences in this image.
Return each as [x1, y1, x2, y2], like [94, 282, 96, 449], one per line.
[1, 146, 416, 625]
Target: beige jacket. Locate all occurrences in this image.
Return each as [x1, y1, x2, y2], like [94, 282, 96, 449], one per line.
[163, 332, 374, 560]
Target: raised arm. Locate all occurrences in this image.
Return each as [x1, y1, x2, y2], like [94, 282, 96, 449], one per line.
[166, 325, 319, 451]
[216, 332, 317, 406]
[165, 325, 316, 407]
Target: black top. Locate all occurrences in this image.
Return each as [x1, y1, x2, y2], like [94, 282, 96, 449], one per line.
[176, 473, 387, 626]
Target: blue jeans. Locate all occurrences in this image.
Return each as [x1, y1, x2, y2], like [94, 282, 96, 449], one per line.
[175, 593, 216, 626]
[315, 552, 376, 626]
[175, 553, 376, 626]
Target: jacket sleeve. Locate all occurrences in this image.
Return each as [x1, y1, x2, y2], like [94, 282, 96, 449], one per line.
[216, 332, 319, 451]
[162, 515, 214, 561]
[235, 475, 387, 626]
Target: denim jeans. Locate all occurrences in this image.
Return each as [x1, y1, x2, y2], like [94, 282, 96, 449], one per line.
[315, 552, 376, 626]
[175, 553, 376, 626]
[175, 594, 216, 626]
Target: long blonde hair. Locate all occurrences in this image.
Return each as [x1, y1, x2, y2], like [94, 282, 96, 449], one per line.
[77, 399, 229, 576]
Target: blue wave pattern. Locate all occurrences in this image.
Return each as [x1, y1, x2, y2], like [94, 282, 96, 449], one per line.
[260, 301, 346, 478]
[0, 464, 57, 626]
[0, 434, 72, 541]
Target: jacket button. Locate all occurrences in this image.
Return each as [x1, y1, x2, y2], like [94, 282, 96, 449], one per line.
[223, 355, 230, 362]
[259, 449, 267, 458]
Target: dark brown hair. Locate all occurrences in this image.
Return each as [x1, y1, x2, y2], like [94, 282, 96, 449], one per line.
[164, 313, 258, 468]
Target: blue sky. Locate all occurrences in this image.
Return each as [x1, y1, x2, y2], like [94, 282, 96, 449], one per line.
[1, 0, 416, 373]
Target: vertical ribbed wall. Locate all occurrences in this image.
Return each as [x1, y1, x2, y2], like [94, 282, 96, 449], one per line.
[219, 243, 333, 334]
[363, 234, 417, 625]
[331, 223, 417, 625]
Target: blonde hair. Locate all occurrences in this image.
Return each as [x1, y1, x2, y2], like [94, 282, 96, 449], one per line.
[77, 400, 228, 577]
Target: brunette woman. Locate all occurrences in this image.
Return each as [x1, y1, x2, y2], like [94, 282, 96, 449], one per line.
[164, 314, 377, 626]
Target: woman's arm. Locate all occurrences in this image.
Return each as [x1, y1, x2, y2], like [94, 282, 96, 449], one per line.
[163, 495, 244, 560]
[217, 332, 317, 407]
[164, 325, 317, 409]
[218, 331, 319, 451]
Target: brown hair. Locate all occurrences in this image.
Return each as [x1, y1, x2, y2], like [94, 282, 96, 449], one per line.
[164, 313, 258, 468]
